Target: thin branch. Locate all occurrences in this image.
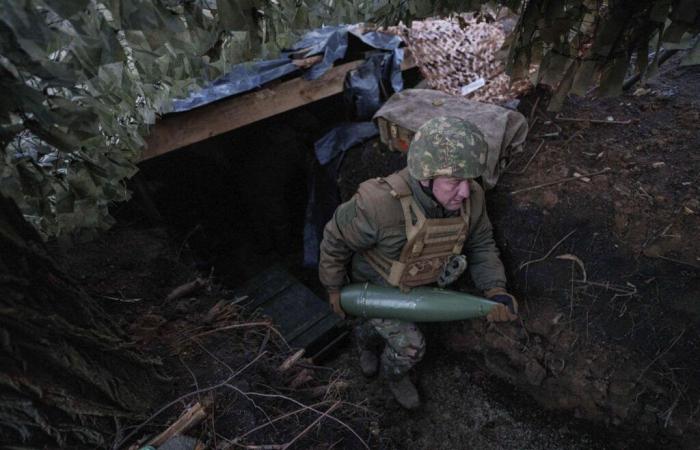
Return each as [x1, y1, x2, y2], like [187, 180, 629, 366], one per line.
[223, 384, 274, 425]
[518, 229, 577, 272]
[114, 352, 267, 449]
[281, 401, 341, 449]
[555, 114, 632, 125]
[190, 322, 289, 348]
[510, 168, 611, 195]
[506, 140, 545, 175]
[636, 329, 686, 383]
[243, 392, 368, 449]
[234, 402, 329, 443]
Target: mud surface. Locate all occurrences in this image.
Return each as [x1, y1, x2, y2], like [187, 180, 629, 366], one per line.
[336, 57, 700, 448]
[486, 58, 700, 443]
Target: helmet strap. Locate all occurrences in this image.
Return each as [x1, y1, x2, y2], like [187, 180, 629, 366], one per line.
[420, 178, 438, 203]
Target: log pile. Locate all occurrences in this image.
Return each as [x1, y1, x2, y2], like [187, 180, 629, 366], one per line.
[391, 15, 531, 104]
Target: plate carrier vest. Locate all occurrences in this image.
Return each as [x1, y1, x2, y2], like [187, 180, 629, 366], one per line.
[362, 172, 470, 291]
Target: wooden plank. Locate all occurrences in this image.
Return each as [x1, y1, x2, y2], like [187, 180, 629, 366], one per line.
[141, 53, 416, 161]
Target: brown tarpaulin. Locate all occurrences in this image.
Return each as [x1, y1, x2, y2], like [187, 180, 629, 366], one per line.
[374, 89, 528, 189]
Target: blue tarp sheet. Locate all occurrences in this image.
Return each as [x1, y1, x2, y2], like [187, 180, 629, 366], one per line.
[167, 25, 408, 268]
[302, 122, 380, 268]
[171, 26, 404, 113]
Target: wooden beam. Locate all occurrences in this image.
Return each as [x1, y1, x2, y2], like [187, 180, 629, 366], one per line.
[141, 54, 416, 161]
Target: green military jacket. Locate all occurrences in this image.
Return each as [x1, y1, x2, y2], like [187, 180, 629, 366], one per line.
[319, 168, 507, 292]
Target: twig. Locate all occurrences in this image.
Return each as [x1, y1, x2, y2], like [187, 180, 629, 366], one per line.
[636, 329, 686, 383]
[507, 140, 545, 175]
[257, 328, 271, 355]
[510, 168, 611, 195]
[536, 108, 562, 132]
[166, 278, 206, 302]
[278, 349, 305, 372]
[534, 132, 560, 139]
[528, 96, 540, 126]
[556, 254, 587, 282]
[296, 362, 336, 373]
[554, 114, 632, 125]
[574, 279, 637, 295]
[561, 131, 582, 151]
[223, 384, 274, 426]
[644, 253, 700, 270]
[662, 391, 682, 429]
[114, 352, 267, 449]
[232, 402, 329, 444]
[518, 229, 577, 272]
[231, 352, 269, 379]
[568, 258, 575, 323]
[243, 392, 368, 449]
[179, 355, 201, 401]
[147, 402, 208, 447]
[101, 295, 144, 303]
[189, 321, 288, 348]
[281, 401, 341, 449]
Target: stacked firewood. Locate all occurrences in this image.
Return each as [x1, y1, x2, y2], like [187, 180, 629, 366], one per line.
[391, 15, 530, 104]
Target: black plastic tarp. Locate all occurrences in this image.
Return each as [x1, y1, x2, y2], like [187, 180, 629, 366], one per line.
[170, 25, 403, 113]
[303, 122, 379, 268]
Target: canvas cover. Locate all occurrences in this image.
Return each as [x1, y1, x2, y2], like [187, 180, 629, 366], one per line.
[373, 89, 528, 189]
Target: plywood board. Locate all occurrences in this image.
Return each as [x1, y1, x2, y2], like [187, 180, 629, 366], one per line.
[141, 53, 415, 160]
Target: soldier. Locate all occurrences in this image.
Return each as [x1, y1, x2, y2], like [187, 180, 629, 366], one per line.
[319, 116, 518, 409]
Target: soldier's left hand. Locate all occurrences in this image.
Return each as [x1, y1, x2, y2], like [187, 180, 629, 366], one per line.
[484, 289, 518, 322]
[328, 290, 346, 319]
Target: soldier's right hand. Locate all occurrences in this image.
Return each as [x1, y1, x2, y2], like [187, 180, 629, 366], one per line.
[328, 290, 345, 319]
[484, 289, 518, 322]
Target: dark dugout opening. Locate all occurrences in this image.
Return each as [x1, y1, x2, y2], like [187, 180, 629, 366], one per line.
[131, 95, 340, 293]
[125, 67, 422, 297]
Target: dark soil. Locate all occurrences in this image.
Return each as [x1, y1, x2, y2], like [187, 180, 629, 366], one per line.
[57, 226, 373, 449]
[335, 56, 700, 448]
[50, 57, 699, 449]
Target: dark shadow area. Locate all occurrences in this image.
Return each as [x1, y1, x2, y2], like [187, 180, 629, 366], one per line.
[121, 95, 350, 292]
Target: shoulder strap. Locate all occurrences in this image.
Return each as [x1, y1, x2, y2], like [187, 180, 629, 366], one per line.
[382, 172, 412, 198]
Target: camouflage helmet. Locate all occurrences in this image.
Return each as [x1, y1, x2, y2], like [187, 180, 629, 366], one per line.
[407, 116, 488, 180]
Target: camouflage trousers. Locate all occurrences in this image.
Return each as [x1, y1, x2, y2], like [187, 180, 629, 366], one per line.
[355, 318, 426, 379]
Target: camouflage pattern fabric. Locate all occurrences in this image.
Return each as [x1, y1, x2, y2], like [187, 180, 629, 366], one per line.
[407, 116, 489, 180]
[356, 318, 426, 379]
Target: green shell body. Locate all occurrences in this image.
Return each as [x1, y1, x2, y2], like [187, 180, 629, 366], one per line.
[340, 283, 497, 322]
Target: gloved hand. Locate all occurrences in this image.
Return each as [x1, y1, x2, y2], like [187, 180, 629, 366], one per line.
[484, 288, 518, 322]
[328, 290, 345, 319]
[437, 255, 467, 288]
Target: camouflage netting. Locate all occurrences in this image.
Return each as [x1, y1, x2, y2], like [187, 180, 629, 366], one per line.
[0, 0, 376, 239]
[1, 0, 698, 237]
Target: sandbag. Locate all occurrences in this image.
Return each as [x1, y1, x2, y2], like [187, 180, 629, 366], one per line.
[374, 89, 528, 189]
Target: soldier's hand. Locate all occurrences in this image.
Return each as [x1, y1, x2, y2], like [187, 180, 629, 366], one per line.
[328, 290, 345, 319]
[484, 289, 518, 322]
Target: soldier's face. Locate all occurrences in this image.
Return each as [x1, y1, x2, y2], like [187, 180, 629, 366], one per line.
[430, 176, 471, 211]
